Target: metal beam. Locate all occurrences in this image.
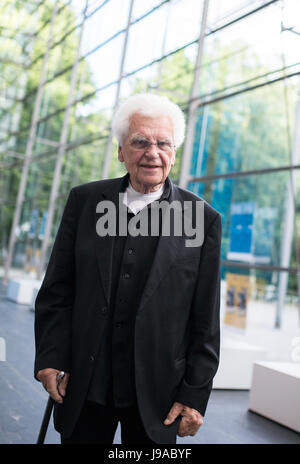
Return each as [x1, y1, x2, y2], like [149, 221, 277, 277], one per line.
[36, 0, 89, 279]
[101, 0, 135, 180]
[221, 260, 300, 274]
[179, 0, 210, 188]
[3, 1, 58, 283]
[190, 163, 300, 182]
[275, 89, 300, 328]
[36, 136, 59, 147]
[2, 20, 300, 146]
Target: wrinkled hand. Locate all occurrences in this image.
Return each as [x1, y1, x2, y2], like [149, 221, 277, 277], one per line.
[37, 368, 69, 404]
[164, 401, 203, 437]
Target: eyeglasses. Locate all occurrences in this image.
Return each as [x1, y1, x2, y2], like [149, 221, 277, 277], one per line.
[129, 138, 176, 152]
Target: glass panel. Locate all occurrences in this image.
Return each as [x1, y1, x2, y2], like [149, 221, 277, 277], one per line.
[45, 27, 80, 81]
[120, 66, 161, 97]
[190, 79, 299, 178]
[201, 1, 300, 98]
[81, 0, 130, 56]
[190, 171, 300, 361]
[132, 0, 165, 19]
[71, 0, 87, 18]
[208, 0, 274, 29]
[220, 267, 300, 361]
[125, 0, 201, 76]
[84, 33, 124, 88]
[79, 82, 117, 119]
[188, 171, 300, 270]
[11, 154, 56, 270]
[163, 0, 203, 55]
[125, 3, 170, 75]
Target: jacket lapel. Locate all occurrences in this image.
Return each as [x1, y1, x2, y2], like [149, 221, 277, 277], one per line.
[94, 174, 191, 309]
[137, 180, 189, 312]
[94, 175, 128, 305]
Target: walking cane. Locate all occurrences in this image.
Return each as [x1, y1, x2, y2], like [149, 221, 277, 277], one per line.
[37, 371, 65, 444]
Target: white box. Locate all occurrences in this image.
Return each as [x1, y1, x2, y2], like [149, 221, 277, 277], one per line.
[213, 337, 267, 389]
[249, 361, 300, 433]
[6, 278, 42, 305]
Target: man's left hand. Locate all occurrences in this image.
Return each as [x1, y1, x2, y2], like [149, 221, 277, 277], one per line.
[163, 401, 203, 437]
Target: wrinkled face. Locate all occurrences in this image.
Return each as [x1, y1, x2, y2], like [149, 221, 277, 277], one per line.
[118, 113, 176, 193]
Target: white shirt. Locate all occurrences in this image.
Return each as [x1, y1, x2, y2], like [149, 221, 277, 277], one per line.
[123, 182, 165, 215]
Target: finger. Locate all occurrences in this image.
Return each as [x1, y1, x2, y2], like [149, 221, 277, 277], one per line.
[37, 368, 59, 385]
[177, 415, 203, 437]
[164, 402, 183, 425]
[181, 407, 203, 422]
[48, 388, 63, 403]
[45, 376, 63, 404]
[58, 373, 69, 397]
[40, 370, 64, 403]
[178, 417, 195, 437]
[40, 371, 58, 390]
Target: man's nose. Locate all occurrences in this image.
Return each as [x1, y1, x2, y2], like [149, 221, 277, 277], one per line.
[145, 143, 160, 157]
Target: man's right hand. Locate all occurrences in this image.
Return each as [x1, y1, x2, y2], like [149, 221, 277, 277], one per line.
[37, 368, 69, 404]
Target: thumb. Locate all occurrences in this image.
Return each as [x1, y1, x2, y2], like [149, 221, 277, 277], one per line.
[164, 402, 183, 425]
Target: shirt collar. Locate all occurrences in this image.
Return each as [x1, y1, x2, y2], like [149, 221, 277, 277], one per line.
[120, 172, 171, 202]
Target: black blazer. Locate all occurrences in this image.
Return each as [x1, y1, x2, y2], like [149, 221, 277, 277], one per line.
[34, 174, 222, 443]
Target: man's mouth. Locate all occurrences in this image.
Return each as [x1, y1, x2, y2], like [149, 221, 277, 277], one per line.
[140, 165, 161, 169]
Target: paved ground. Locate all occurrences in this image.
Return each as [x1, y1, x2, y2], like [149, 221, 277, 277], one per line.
[1, 279, 300, 445]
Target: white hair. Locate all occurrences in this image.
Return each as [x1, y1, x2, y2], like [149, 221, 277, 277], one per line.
[111, 93, 186, 147]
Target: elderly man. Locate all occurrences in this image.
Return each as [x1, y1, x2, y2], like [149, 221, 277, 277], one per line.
[34, 93, 221, 444]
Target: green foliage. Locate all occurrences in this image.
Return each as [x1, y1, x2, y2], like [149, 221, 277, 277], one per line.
[128, 37, 300, 295]
[0, 1, 299, 301]
[0, 0, 102, 257]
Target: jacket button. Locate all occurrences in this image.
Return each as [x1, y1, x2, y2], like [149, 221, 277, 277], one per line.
[101, 306, 107, 314]
[89, 355, 95, 362]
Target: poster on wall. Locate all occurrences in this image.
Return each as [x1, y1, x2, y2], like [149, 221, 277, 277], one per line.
[227, 202, 255, 262]
[224, 273, 250, 329]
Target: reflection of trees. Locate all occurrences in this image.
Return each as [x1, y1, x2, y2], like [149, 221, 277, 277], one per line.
[0, 1, 102, 256]
[1, 3, 299, 293]
[130, 37, 299, 295]
[205, 51, 228, 204]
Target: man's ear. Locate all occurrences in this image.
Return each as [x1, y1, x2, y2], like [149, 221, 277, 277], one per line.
[118, 145, 124, 162]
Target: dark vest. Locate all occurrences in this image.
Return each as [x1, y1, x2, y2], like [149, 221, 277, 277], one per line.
[87, 174, 171, 407]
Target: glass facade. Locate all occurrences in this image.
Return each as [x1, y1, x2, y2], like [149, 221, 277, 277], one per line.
[0, 0, 299, 361]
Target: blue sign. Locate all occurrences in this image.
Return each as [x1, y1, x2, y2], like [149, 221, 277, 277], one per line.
[227, 202, 255, 261]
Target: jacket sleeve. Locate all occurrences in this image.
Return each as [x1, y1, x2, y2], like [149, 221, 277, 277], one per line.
[174, 212, 222, 416]
[34, 188, 77, 379]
